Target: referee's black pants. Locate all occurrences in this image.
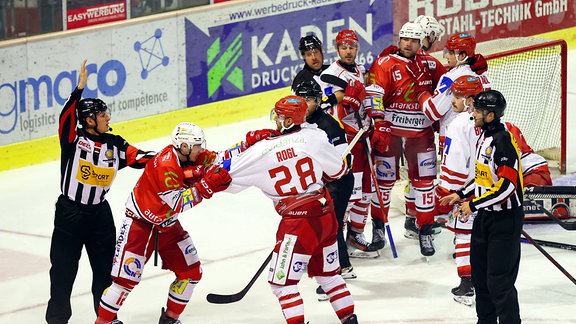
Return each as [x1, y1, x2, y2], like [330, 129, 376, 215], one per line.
[326, 171, 354, 268]
[471, 207, 524, 324]
[46, 195, 117, 324]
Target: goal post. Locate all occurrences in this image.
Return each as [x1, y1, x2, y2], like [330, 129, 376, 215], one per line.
[432, 38, 568, 174]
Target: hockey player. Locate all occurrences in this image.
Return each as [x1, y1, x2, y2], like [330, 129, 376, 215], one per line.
[220, 95, 358, 324]
[319, 29, 379, 254]
[367, 22, 445, 256]
[94, 122, 232, 324]
[47, 60, 154, 324]
[441, 90, 524, 324]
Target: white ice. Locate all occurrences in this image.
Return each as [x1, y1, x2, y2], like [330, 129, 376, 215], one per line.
[0, 52, 575, 324]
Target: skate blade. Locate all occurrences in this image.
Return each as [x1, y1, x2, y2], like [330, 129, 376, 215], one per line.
[404, 231, 419, 240]
[317, 294, 329, 302]
[349, 249, 380, 259]
[453, 295, 474, 307]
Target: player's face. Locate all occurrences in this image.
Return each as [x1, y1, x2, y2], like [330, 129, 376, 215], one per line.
[303, 48, 323, 71]
[337, 43, 358, 65]
[444, 50, 458, 67]
[398, 38, 420, 58]
[94, 110, 111, 134]
[451, 94, 467, 113]
[186, 144, 203, 162]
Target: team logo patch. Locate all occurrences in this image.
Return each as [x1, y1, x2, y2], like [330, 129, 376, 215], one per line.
[123, 257, 143, 279]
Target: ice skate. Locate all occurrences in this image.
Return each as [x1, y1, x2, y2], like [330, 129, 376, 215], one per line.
[367, 220, 387, 250]
[316, 285, 329, 301]
[340, 266, 357, 279]
[452, 277, 474, 306]
[418, 224, 436, 257]
[347, 225, 380, 258]
[344, 314, 359, 324]
[111, 320, 124, 324]
[159, 307, 182, 324]
[404, 216, 419, 239]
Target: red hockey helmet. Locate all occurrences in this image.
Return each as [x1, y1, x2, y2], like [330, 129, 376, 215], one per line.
[273, 95, 308, 125]
[445, 33, 476, 57]
[336, 29, 359, 47]
[450, 75, 484, 98]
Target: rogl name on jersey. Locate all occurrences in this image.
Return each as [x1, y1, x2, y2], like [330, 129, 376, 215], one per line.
[276, 147, 297, 162]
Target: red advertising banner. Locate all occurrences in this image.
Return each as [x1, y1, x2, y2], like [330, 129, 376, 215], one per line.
[394, 0, 575, 47]
[67, 1, 127, 30]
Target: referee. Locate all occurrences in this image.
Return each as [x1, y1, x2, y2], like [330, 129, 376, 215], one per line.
[46, 60, 154, 324]
[440, 90, 524, 324]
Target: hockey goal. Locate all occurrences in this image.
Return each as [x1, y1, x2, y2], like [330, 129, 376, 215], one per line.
[433, 38, 568, 174]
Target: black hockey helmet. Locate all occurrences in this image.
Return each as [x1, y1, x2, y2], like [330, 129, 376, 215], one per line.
[77, 98, 108, 123]
[473, 90, 506, 118]
[294, 80, 323, 100]
[299, 34, 322, 56]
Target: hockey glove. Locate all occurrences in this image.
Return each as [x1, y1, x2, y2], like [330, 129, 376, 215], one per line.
[245, 129, 280, 147]
[469, 54, 488, 75]
[378, 45, 399, 58]
[183, 165, 206, 187]
[341, 79, 366, 112]
[370, 120, 393, 154]
[195, 165, 232, 199]
[406, 58, 434, 94]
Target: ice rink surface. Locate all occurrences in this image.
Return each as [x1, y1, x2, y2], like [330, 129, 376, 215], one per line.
[0, 52, 574, 324]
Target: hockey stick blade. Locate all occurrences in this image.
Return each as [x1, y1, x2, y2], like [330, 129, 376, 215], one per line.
[525, 196, 576, 230]
[206, 251, 273, 304]
[520, 237, 576, 251]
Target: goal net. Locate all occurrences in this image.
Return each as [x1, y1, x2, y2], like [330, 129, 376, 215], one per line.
[433, 38, 568, 174]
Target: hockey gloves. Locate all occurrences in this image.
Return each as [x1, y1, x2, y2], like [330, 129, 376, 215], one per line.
[469, 54, 488, 75]
[245, 129, 280, 147]
[378, 45, 399, 58]
[371, 120, 393, 154]
[406, 57, 434, 94]
[195, 165, 232, 199]
[341, 79, 366, 112]
[183, 165, 206, 187]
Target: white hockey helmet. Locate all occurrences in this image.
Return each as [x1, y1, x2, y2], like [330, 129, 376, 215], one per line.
[171, 122, 206, 150]
[414, 15, 445, 42]
[398, 22, 425, 43]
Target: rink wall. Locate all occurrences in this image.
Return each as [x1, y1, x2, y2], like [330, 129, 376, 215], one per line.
[1, 0, 575, 172]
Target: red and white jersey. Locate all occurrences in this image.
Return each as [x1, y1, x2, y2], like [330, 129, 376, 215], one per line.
[125, 145, 202, 229]
[320, 60, 365, 98]
[368, 53, 443, 138]
[439, 112, 480, 191]
[221, 126, 348, 203]
[504, 122, 549, 176]
[420, 64, 492, 139]
[332, 84, 384, 137]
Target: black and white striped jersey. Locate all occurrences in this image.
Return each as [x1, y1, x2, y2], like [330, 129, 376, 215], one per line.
[58, 87, 154, 205]
[459, 122, 524, 212]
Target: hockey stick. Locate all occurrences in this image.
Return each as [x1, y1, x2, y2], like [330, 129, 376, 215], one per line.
[153, 229, 159, 266]
[524, 186, 576, 230]
[521, 230, 576, 285]
[520, 237, 576, 252]
[524, 196, 576, 231]
[355, 113, 398, 258]
[206, 251, 273, 304]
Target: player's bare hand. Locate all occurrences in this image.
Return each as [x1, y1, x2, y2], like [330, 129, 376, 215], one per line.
[439, 192, 460, 206]
[455, 201, 472, 221]
[78, 60, 88, 90]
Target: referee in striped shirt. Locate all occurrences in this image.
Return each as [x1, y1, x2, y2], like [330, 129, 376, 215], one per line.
[46, 60, 154, 324]
[441, 90, 524, 324]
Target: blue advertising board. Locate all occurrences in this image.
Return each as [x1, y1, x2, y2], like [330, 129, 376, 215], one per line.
[184, 0, 393, 106]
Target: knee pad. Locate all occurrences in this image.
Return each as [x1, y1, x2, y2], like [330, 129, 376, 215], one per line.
[174, 264, 203, 282]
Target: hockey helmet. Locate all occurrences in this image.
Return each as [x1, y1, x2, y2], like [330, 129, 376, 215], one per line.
[336, 29, 359, 47]
[294, 80, 323, 100]
[398, 22, 425, 42]
[273, 95, 308, 125]
[77, 98, 108, 122]
[450, 75, 484, 98]
[414, 15, 445, 42]
[445, 33, 476, 57]
[299, 34, 323, 56]
[473, 90, 506, 118]
[171, 122, 206, 150]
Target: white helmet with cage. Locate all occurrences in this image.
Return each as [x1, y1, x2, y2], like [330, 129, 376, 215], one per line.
[414, 15, 445, 42]
[171, 122, 206, 150]
[398, 22, 425, 43]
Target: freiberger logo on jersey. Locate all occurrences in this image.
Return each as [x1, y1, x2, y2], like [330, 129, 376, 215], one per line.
[77, 160, 115, 186]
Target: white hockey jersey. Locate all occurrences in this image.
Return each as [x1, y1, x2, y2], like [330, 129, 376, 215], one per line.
[421, 64, 492, 139]
[221, 126, 348, 204]
[320, 60, 365, 99]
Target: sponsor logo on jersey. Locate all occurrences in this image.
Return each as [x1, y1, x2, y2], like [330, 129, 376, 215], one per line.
[103, 149, 116, 163]
[77, 139, 93, 153]
[326, 250, 338, 264]
[77, 160, 115, 186]
[123, 257, 142, 279]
